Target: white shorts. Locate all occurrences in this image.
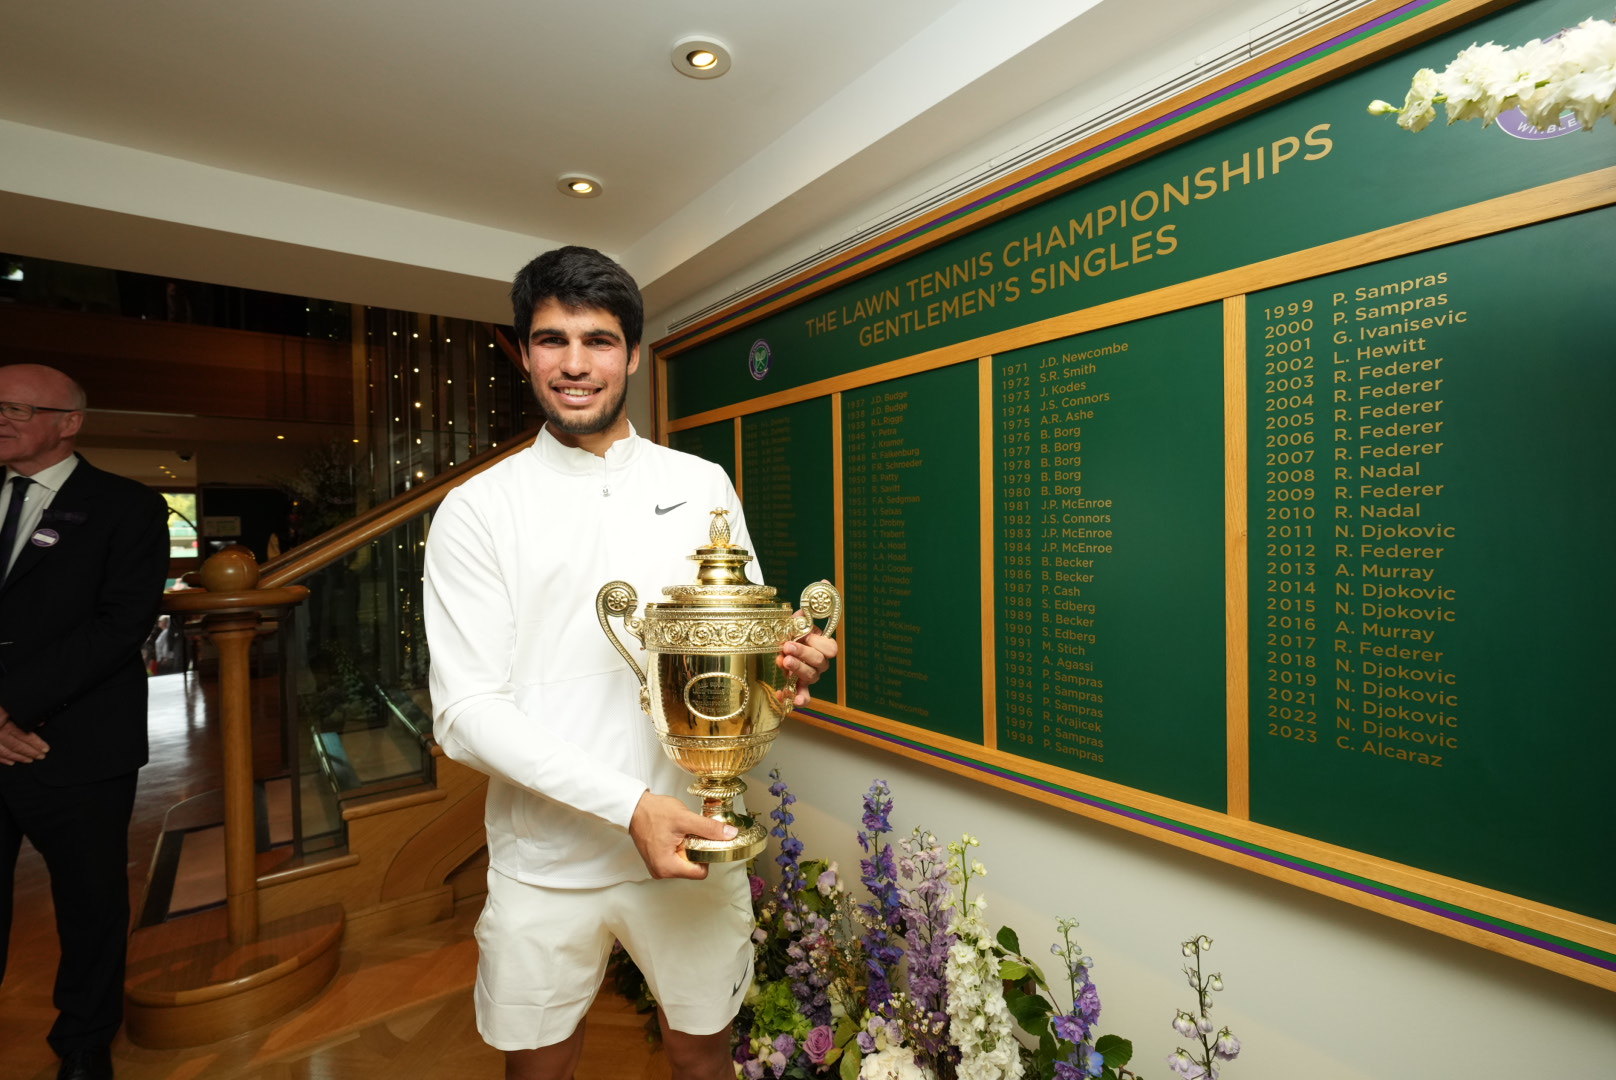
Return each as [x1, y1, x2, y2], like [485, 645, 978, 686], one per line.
[473, 864, 754, 1051]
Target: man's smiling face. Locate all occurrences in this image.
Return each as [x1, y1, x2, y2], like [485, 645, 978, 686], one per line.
[520, 299, 640, 456]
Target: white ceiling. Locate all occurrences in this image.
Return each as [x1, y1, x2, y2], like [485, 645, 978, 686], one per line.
[0, 0, 1321, 329]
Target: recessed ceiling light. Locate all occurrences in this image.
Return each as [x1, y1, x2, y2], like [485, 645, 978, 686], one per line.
[672, 36, 730, 79]
[557, 174, 603, 198]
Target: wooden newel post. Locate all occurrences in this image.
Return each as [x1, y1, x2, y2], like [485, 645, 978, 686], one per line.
[164, 546, 308, 946]
[208, 609, 264, 944]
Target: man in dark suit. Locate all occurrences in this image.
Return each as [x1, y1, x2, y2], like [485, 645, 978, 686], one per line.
[0, 364, 170, 1080]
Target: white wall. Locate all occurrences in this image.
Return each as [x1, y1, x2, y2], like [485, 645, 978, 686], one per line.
[758, 725, 1616, 1078]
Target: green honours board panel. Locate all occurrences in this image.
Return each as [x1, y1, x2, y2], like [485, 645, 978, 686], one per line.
[741, 399, 839, 703]
[669, 421, 736, 486]
[842, 364, 982, 742]
[1246, 209, 1616, 920]
[995, 306, 1227, 807]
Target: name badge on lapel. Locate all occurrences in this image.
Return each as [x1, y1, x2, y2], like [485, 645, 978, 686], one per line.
[31, 528, 60, 548]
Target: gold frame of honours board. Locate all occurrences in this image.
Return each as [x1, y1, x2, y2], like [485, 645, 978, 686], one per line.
[650, 0, 1616, 990]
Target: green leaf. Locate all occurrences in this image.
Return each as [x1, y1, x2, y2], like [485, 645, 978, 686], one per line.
[1037, 1028, 1058, 1064]
[834, 1015, 858, 1044]
[1000, 958, 1032, 981]
[1004, 986, 1054, 1028]
[839, 1046, 863, 1080]
[997, 925, 1023, 953]
[1095, 1034, 1133, 1068]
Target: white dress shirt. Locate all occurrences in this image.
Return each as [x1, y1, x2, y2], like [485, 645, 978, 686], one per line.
[0, 454, 79, 578]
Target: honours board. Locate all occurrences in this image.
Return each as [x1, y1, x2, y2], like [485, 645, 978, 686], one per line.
[993, 305, 1226, 809]
[655, 0, 1616, 986]
[1246, 209, 1616, 922]
[740, 399, 840, 702]
[842, 364, 982, 743]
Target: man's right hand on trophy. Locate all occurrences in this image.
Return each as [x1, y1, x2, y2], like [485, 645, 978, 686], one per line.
[629, 790, 738, 879]
[777, 621, 838, 707]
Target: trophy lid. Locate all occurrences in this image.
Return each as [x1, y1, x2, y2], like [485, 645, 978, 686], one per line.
[656, 509, 783, 608]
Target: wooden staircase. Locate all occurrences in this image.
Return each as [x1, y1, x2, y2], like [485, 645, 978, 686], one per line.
[124, 549, 497, 1047]
[124, 747, 489, 1048]
[121, 439, 536, 1049]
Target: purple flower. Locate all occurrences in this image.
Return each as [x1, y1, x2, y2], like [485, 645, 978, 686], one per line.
[1076, 981, 1101, 1023]
[804, 1025, 836, 1065]
[773, 1033, 797, 1058]
[1053, 1014, 1086, 1045]
[749, 874, 766, 901]
[857, 1030, 877, 1055]
[742, 1061, 765, 1080]
[1215, 1031, 1241, 1060]
[857, 781, 902, 1016]
[1167, 1052, 1207, 1080]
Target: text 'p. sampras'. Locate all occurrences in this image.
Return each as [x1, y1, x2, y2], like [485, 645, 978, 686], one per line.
[804, 124, 1335, 348]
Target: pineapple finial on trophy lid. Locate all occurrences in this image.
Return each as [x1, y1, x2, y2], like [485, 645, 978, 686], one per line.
[689, 508, 759, 589]
[709, 507, 731, 548]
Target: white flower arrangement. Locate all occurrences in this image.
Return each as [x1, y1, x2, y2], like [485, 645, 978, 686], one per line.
[1369, 16, 1616, 131]
[944, 836, 1025, 1080]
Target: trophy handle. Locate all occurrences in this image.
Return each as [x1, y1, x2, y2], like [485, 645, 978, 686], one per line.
[796, 580, 842, 640]
[596, 581, 650, 713]
[780, 580, 842, 705]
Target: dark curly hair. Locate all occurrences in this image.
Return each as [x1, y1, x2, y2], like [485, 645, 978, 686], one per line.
[509, 246, 643, 349]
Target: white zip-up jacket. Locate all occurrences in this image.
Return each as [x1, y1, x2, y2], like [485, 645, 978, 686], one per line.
[423, 425, 755, 887]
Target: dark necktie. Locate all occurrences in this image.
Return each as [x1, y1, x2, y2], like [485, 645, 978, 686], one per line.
[0, 475, 34, 585]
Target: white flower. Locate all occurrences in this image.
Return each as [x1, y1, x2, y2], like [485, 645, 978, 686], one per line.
[1398, 67, 1442, 130]
[860, 1046, 938, 1080]
[1437, 42, 1514, 124]
[1378, 17, 1616, 133]
[1172, 1011, 1197, 1037]
[945, 867, 1023, 1080]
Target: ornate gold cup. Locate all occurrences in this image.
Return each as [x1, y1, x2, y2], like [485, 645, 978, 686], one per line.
[596, 509, 841, 863]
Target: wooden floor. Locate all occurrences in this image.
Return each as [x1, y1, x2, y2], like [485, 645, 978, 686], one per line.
[0, 674, 669, 1080]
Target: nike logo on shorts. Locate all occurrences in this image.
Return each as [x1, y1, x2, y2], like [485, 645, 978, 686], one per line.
[655, 501, 687, 515]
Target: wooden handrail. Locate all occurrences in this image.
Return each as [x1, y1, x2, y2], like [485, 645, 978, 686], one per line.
[259, 428, 540, 589]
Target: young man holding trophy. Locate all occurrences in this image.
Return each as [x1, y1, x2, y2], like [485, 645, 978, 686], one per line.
[423, 247, 837, 1080]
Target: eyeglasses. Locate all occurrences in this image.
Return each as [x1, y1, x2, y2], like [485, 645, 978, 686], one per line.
[0, 401, 80, 422]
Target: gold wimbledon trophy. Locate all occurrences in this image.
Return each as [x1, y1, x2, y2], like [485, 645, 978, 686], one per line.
[596, 509, 841, 863]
